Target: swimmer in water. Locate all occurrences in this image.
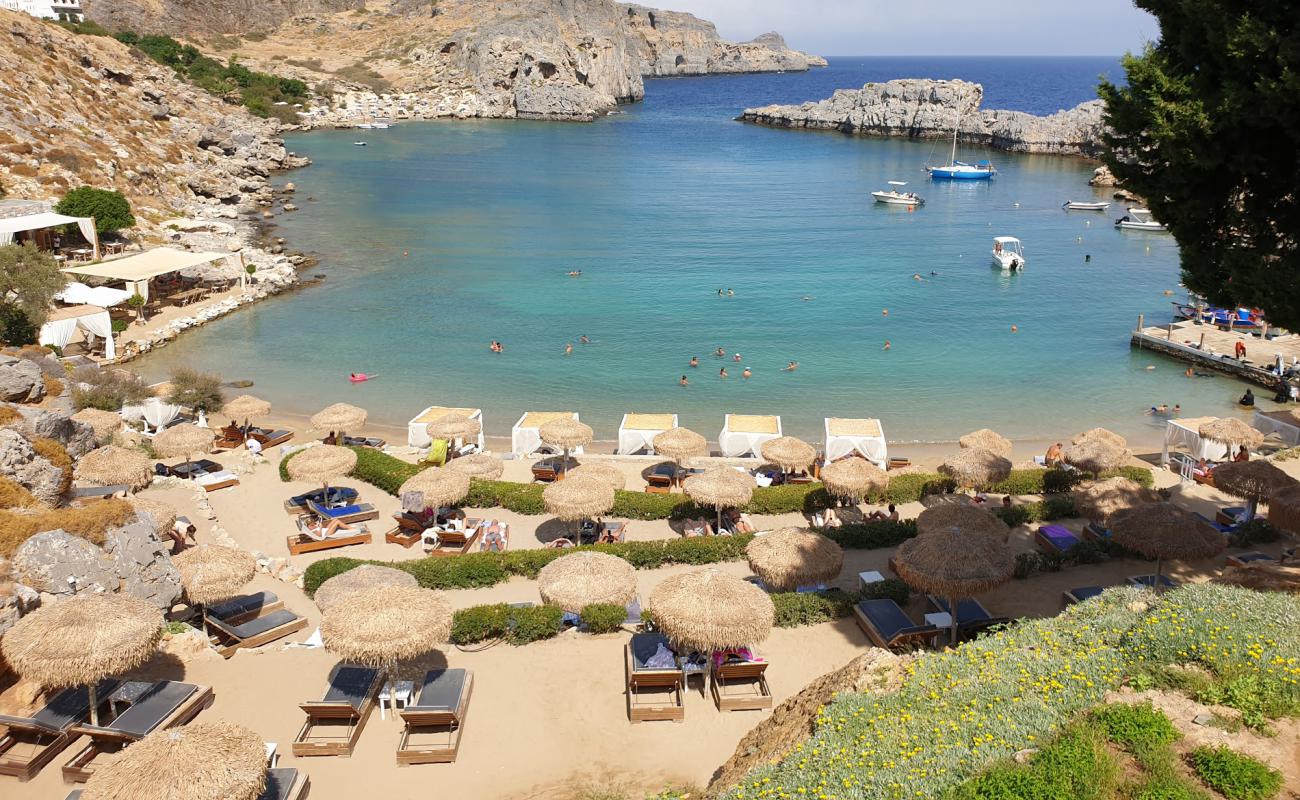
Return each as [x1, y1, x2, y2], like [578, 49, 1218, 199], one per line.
[801, 295, 814, 301]
[913, 273, 924, 281]
[680, 375, 689, 386]
[715, 347, 726, 358]
[579, 335, 590, 344]
[564, 343, 573, 355]
[403, 250, 409, 257]
[719, 367, 728, 378]
[882, 309, 889, 316]
[689, 356, 699, 368]
[742, 367, 752, 379]
[718, 288, 724, 296]
[733, 353, 742, 362]
[782, 361, 799, 371]
[883, 340, 891, 351]
[567, 270, 582, 277]
[727, 288, 734, 296]
[1011, 325, 1018, 333]
[1185, 367, 1194, 378]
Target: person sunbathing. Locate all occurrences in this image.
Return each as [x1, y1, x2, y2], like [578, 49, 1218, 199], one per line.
[298, 516, 352, 541]
[868, 504, 899, 522]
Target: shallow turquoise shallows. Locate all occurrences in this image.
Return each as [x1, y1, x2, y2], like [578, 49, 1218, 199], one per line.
[137, 58, 1244, 443]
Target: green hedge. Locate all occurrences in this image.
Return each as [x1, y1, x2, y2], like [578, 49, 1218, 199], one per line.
[580, 603, 629, 634]
[449, 603, 563, 646]
[772, 589, 857, 628]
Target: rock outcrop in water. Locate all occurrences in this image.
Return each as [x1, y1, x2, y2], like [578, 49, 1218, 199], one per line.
[739, 78, 1108, 158]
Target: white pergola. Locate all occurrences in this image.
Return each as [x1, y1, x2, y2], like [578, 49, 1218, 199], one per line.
[0, 212, 99, 259]
[61, 248, 243, 301]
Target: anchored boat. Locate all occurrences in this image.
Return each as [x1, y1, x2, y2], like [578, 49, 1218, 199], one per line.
[872, 181, 925, 206]
[1115, 207, 1167, 231]
[926, 104, 995, 180]
[991, 236, 1026, 271]
[1063, 200, 1110, 211]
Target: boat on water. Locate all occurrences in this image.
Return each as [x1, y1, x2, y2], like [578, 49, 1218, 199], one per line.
[1115, 207, 1167, 231]
[871, 181, 925, 206]
[1173, 303, 1263, 330]
[926, 105, 995, 180]
[370, 122, 391, 129]
[991, 236, 1025, 271]
[353, 141, 368, 147]
[356, 123, 374, 129]
[1063, 200, 1110, 211]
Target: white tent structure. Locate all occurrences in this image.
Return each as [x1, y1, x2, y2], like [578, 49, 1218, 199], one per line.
[718, 414, 782, 458]
[121, 397, 183, 435]
[406, 405, 485, 449]
[62, 248, 242, 301]
[38, 304, 115, 359]
[617, 413, 678, 455]
[56, 282, 132, 307]
[512, 411, 582, 456]
[0, 212, 98, 259]
[824, 417, 888, 467]
[1161, 416, 1230, 466]
[1252, 410, 1300, 447]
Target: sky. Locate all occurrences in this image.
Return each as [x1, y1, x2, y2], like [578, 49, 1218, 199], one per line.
[665, 1, 1159, 57]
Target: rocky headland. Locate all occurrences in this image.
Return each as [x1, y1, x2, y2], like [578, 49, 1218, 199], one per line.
[739, 78, 1108, 158]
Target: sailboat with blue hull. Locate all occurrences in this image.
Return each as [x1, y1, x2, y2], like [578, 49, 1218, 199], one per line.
[926, 104, 995, 181]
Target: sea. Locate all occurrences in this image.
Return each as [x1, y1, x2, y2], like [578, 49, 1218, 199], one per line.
[135, 56, 1247, 445]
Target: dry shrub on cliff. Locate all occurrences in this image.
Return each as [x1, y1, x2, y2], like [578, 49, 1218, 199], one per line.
[0, 406, 21, 427]
[0, 476, 38, 510]
[0, 497, 137, 557]
[31, 437, 73, 495]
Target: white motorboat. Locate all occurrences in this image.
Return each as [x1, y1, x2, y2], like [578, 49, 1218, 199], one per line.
[356, 123, 374, 129]
[353, 141, 368, 147]
[370, 122, 391, 129]
[1063, 200, 1110, 211]
[871, 181, 925, 206]
[1115, 207, 1167, 231]
[991, 236, 1026, 271]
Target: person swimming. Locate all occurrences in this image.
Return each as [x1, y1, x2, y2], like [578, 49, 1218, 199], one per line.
[719, 367, 728, 378]
[715, 347, 726, 357]
[733, 353, 742, 362]
[742, 367, 752, 379]
[883, 340, 891, 351]
[567, 270, 582, 277]
[913, 273, 924, 281]
[718, 288, 724, 296]
[727, 288, 734, 296]
[680, 375, 689, 386]
[579, 335, 590, 344]
[490, 340, 503, 353]
[782, 361, 799, 371]
[689, 356, 699, 368]
[564, 343, 573, 355]
[1011, 325, 1018, 333]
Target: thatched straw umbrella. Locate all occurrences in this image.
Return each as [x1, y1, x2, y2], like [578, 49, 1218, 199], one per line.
[1109, 502, 1225, 590]
[543, 477, 615, 536]
[286, 444, 356, 501]
[1071, 427, 1128, 449]
[129, 497, 177, 534]
[958, 429, 1012, 457]
[653, 426, 708, 465]
[745, 528, 844, 591]
[1, 593, 161, 725]
[1063, 437, 1131, 474]
[760, 436, 816, 475]
[444, 452, 504, 481]
[314, 565, 417, 613]
[684, 467, 756, 533]
[539, 417, 593, 478]
[152, 423, 216, 474]
[1266, 483, 1300, 536]
[1210, 459, 1298, 521]
[649, 569, 774, 652]
[1198, 418, 1264, 454]
[310, 402, 367, 436]
[1071, 477, 1159, 525]
[537, 551, 637, 612]
[426, 413, 481, 450]
[397, 467, 470, 511]
[173, 544, 256, 606]
[893, 524, 1013, 642]
[220, 394, 271, 440]
[71, 408, 123, 443]
[819, 458, 888, 503]
[75, 445, 153, 491]
[939, 448, 1012, 490]
[321, 585, 452, 695]
[916, 504, 1011, 542]
[80, 720, 266, 800]
[567, 462, 627, 491]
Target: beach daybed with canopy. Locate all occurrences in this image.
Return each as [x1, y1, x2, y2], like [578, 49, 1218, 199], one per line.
[617, 413, 679, 455]
[512, 411, 583, 457]
[120, 397, 183, 435]
[62, 248, 243, 301]
[823, 417, 888, 467]
[0, 211, 99, 258]
[56, 282, 132, 307]
[1251, 410, 1300, 447]
[1161, 417, 1231, 465]
[407, 405, 485, 449]
[718, 414, 782, 458]
[38, 304, 116, 359]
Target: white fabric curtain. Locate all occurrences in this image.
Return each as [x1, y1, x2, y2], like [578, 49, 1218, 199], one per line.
[1252, 411, 1300, 446]
[1161, 421, 1229, 463]
[718, 428, 780, 458]
[77, 310, 114, 359]
[141, 398, 181, 432]
[38, 316, 79, 350]
[617, 426, 666, 455]
[128, 280, 149, 302]
[75, 218, 99, 260]
[825, 435, 888, 467]
[0, 231, 12, 246]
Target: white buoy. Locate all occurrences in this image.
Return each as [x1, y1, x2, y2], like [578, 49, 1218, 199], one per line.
[1013, 202, 1020, 208]
[1076, 236, 1083, 243]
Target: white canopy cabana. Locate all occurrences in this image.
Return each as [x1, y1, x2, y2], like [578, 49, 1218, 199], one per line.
[1253, 410, 1300, 447]
[1161, 416, 1230, 465]
[406, 405, 485, 449]
[617, 412, 678, 455]
[38, 304, 114, 359]
[56, 282, 132, 308]
[121, 397, 183, 434]
[512, 411, 582, 457]
[719, 414, 782, 458]
[0, 212, 98, 259]
[62, 248, 242, 301]
[824, 417, 888, 467]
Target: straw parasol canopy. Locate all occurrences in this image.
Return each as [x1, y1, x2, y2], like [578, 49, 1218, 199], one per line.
[543, 476, 615, 522]
[286, 444, 357, 484]
[685, 467, 756, 531]
[649, 569, 774, 652]
[745, 527, 844, 591]
[959, 428, 1012, 457]
[939, 448, 1012, 490]
[1063, 437, 1131, 474]
[80, 720, 267, 800]
[893, 524, 1013, 641]
[75, 445, 153, 491]
[819, 458, 888, 503]
[653, 426, 708, 464]
[397, 467, 471, 509]
[71, 408, 123, 442]
[539, 417, 594, 450]
[760, 436, 817, 473]
[1266, 483, 1300, 536]
[1109, 502, 1225, 589]
[321, 585, 452, 669]
[314, 564, 417, 613]
[915, 504, 1011, 542]
[1198, 418, 1264, 450]
[1, 593, 162, 725]
[220, 394, 271, 423]
[1071, 477, 1159, 525]
[172, 544, 256, 606]
[537, 551, 637, 612]
[130, 497, 177, 534]
[444, 452, 505, 481]
[567, 462, 627, 491]
[1071, 427, 1128, 449]
[310, 402, 367, 434]
[152, 423, 215, 461]
[426, 412, 481, 441]
[1210, 459, 1298, 520]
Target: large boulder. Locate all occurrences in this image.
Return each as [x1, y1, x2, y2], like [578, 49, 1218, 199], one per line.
[25, 410, 99, 459]
[0, 428, 64, 505]
[0, 359, 45, 403]
[0, 582, 40, 637]
[13, 530, 118, 597]
[101, 518, 182, 609]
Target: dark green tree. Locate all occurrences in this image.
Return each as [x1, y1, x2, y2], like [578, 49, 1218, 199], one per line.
[1099, 2, 1300, 330]
[54, 186, 136, 234]
[0, 243, 67, 343]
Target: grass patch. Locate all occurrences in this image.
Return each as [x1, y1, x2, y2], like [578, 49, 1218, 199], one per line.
[944, 723, 1119, 799]
[1091, 702, 1179, 759]
[1187, 746, 1282, 800]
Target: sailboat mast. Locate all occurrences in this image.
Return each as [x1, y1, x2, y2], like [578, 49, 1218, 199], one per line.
[949, 106, 961, 166]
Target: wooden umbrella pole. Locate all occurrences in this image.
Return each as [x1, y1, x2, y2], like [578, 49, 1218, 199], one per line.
[88, 682, 100, 727]
[949, 595, 960, 646]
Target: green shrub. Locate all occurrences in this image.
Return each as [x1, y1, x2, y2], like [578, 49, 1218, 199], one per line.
[302, 557, 365, 595]
[508, 604, 563, 645]
[859, 577, 910, 604]
[1231, 519, 1281, 547]
[610, 489, 689, 520]
[1131, 774, 1208, 800]
[1070, 540, 1107, 565]
[0, 301, 37, 347]
[1013, 552, 1041, 579]
[402, 553, 509, 589]
[881, 472, 956, 503]
[449, 603, 511, 645]
[347, 446, 418, 492]
[70, 366, 152, 411]
[580, 602, 628, 633]
[167, 367, 224, 411]
[55, 186, 135, 233]
[771, 589, 855, 628]
[819, 519, 917, 549]
[1092, 702, 1179, 757]
[1187, 746, 1282, 800]
[946, 724, 1119, 800]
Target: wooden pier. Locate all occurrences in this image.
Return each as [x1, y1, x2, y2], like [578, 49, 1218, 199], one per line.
[1130, 314, 1300, 390]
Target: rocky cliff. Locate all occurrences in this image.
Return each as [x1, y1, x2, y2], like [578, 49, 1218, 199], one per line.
[81, 0, 365, 35]
[624, 7, 826, 76]
[739, 78, 1108, 158]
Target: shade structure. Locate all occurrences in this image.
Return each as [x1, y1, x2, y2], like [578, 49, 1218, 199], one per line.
[1, 593, 161, 725]
[1071, 427, 1128, 449]
[939, 448, 1012, 489]
[649, 569, 774, 652]
[220, 394, 271, 422]
[1198, 418, 1264, 450]
[310, 402, 367, 434]
[1063, 437, 1131, 474]
[1109, 502, 1226, 589]
[397, 467, 471, 509]
[760, 436, 817, 472]
[893, 524, 1013, 641]
[425, 412, 482, 441]
[314, 564, 417, 613]
[1071, 477, 1159, 525]
[819, 457, 888, 503]
[537, 551, 637, 612]
[173, 544, 256, 606]
[152, 423, 215, 460]
[1209, 460, 1298, 520]
[75, 445, 153, 491]
[80, 720, 267, 800]
[915, 504, 1011, 542]
[321, 585, 452, 669]
[652, 426, 708, 464]
[567, 462, 627, 491]
[958, 428, 1012, 457]
[129, 497, 177, 534]
[745, 527, 844, 591]
[684, 467, 756, 531]
[286, 444, 357, 483]
[444, 452, 505, 481]
[1266, 483, 1300, 536]
[539, 417, 593, 478]
[71, 408, 123, 442]
[543, 476, 615, 522]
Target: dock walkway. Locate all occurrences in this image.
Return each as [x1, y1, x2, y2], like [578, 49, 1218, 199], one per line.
[1130, 315, 1300, 390]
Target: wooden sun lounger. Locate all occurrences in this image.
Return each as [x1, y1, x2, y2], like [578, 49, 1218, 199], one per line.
[711, 660, 773, 712]
[305, 499, 378, 526]
[62, 681, 213, 783]
[292, 666, 381, 758]
[396, 669, 473, 765]
[925, 596, 1011, 642]
[195, 470, 240, 492]
[260, 767, 310, 800]
[646, 464, 678, 493]
[1082, 522, 1111, 542]
[249, 427, 294, 448]
[286, 518, 372, 556]
[625, 633, 685, 723]
[1226, 551, 1274, 568]
[207, 591, 283, 624]
[424, 525, 480, 557]
[168, 459, 222, 479]
[385, 512, 429, 548]
[1062, 586, 1105, 607]
[68, 485, 130, 502]
[0, 680, 118, 781]
[283, 488, 360, 515]
[1034, 525, 1081, 556]
[206, 609, 308, 658]
[853, 599, 940, 651]
[1127, 574, 1178, 590]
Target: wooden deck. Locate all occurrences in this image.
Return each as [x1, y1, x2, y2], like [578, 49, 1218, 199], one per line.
[1130, 316, 1300, 390]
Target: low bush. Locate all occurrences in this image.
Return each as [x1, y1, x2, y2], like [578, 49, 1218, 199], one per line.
[1013, 552, 1041, 580]
[0, 476, 38, 509]
[943, 719, 1119, 800]
[771, 589, 855, 628]
[0, 406, 22, 426]
[508, 604, 564, 645]
[1131, 775, 1208, 800]
[1091, 702, 1179, 757]
[579, 602, 627, 634]
[1187, 746, 1282, 800]
[1231, 519, 1281, 548]
[818, 519, 917, 549]
[31, 437, 73, 495]
[167, 367, 224, 412]
[859, 577, 910, 604]
[403, 553, 509, 590]
[0, 498, 137, 557]
[70, 366, 152, 411]
[449, 603, 511, 645]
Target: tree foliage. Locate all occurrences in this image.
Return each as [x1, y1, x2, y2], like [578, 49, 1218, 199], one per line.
[0, 243, 67, 337]
[1099, 2, 1300, 330]
[54, 186, 135, 234]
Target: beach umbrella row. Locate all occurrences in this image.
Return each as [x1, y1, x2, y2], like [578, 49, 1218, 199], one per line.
[1063, 437, 1131, 474]
[314, 564, 417, 613]
[939, 447, 1012, 490]
[760, 436, 816, 474]
[398, 466, 471, 510]
[1108, 502, 1225, 589]
[1210, 459, 1297, 521]
[958, 428, 1012, 457]
[311, 402, 368, 435]
[287, 444, 357, 500]
[539, 417, 593, 478]
[1071, 476, 1158, 525]
[543, 476, 615, 522]
[444, 452, 505, 480]
[537, 551, 636, 613]
[649, 569, 773, 653]
[173, 544, 256, 606]
[653, 426, 708, 465]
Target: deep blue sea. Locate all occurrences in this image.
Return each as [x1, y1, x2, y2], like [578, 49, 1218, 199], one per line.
[137, 57, 1246, 444]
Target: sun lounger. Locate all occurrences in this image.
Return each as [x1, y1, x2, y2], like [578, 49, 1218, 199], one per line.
[284, 487, 360, 515]
[1127, 574, 1178, 590]
[248, 427, 294, 448]
[194, 469, 240, 492]
[531, 457, 574, 483]
[286, 517, 372, 555]
[206, 609, 308, 658]
[292, 665, 382, 758]
[1063, 586, 1106, 606]
[396, 669, 473, 765]
[711, 656, 773, 712]
[68, 485, 130, 502]
[625, 633, 685, 723]
[852, 599, 940, 651]
[1082, 522, 1111, 542]
[622, 596, 643, 630]
[423, 522, 480, 556]
[305, 499, 378, 526]
[646, 463, 678, 493]
[926, 596, 1011, 643]
[207, 591, 283, 624]
[1216, 506, 1248, 527]
[478, 520, 508, 553]
[1226, 552, 1274, 568]
[0, 680, 118, 781]
[1193, 512, 1239, 536]
[62, 681, 212, 783]
[1035, 525, 1082, 555]
[681, 518, 713, 537]
[259, 767, 310, 800]
[168, 459, 222, 479]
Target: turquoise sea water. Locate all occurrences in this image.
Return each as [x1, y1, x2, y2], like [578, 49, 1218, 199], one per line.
[137, 58, 1247, 443]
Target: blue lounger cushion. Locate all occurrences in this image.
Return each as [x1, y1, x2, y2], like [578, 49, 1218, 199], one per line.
[857, 599, 933, 642]
[629, 632, 676, 670]
[927, 596, 992, 624]
[258, 768, 300, 800]
[411, 669, 468, 711]
[321, 666, 380, 710]
[1194, 512, 1237, 534]
[288, 487, 358, 508]
[207, 591, 279, 621]
[1067, 586, 1105, 603]
[1128, 574, 1178, 589]
[1039, 525, 1081, 552]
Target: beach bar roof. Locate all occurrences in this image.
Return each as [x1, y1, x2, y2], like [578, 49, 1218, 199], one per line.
[407, 405, 484, 449]
[63, 248, 241, 301]
[719, 413, 782, 458]
[617, 412, 679, 455]
[0, 211, 98, 258]
[824, 417, 888, 467]
[512, 411, 581, 457]
[1161, 417, 1231, 465]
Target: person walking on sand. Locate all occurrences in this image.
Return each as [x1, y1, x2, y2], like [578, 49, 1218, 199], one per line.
[1235, 340, 1247, 359]
[689, 356, 699, 368]
[742, 367, 752, 379]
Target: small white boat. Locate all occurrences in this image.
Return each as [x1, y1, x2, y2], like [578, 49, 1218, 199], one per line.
[1115, 207, 1167, 231]
[991, 236, 1026, 271]
[353, 141, 368, 147]
[356, 123, 374, 129]
[370, 122, 390, 129]
[1063, 201, 1110, 211]
[871, 181, 925, 206]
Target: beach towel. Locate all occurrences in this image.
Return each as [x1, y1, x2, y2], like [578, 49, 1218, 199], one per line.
[425, 439, 448, 466]
[644, 644, 676, 670]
